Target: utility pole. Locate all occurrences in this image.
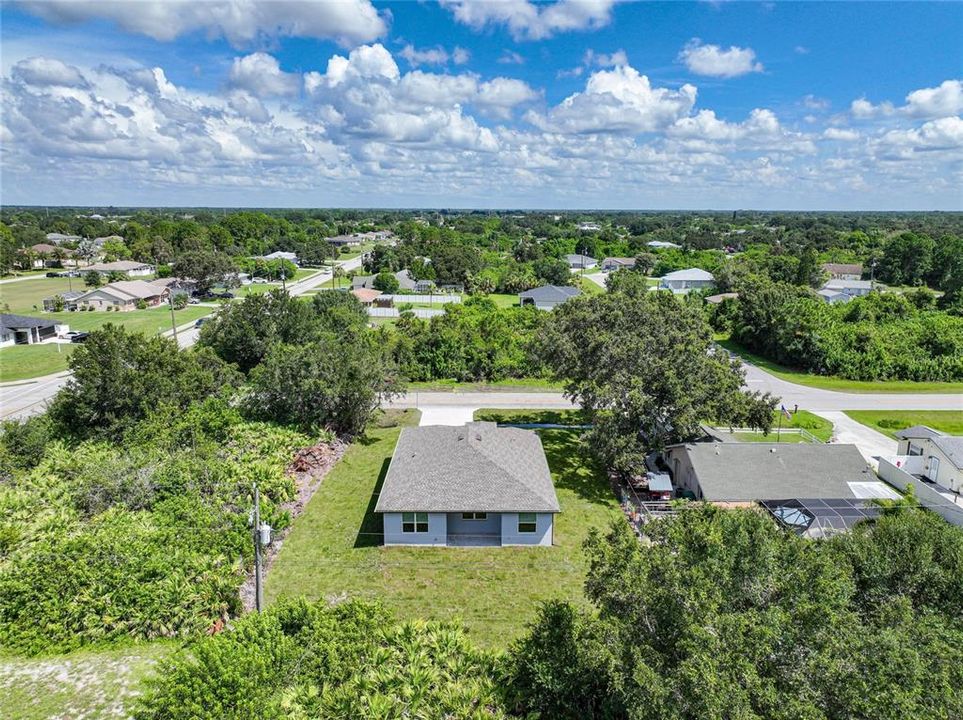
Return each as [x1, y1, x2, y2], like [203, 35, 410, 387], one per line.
[253, 483, 263, 612]
[167, 293, 178, 344]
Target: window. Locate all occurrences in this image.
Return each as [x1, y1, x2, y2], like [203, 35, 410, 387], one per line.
[461, 512, 488, 520]
[402, 512, 428, 533]
[518, 513, 537, 533]
[908, 443, 923, 456]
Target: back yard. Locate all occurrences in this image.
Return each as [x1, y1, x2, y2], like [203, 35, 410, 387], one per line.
[844, 410, 963, 438]
[264, 409, 621, 648]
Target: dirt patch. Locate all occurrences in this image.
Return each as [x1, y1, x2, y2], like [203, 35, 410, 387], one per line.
[239, 438, 348, 612]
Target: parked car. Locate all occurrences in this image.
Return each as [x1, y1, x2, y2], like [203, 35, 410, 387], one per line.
[252, 277, 269, 284]
[188, 298, 200, 305]
[45, 271, 60, 278]
[70, 332, 90, 343]
[215, 291, 235, 299]
[194, 318, 208, 328]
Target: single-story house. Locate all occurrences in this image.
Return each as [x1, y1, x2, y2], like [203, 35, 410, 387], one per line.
[664, 442, 893, 504]
[565, 254, 597, 270]
[518, 284, 581, 310]
[149, 277, 197, 297]
[647, 240, 681, 250]
[820, 279, 873, 299]
[75, 280, 169, 310]
[92, 235, 125, 248]
[705, 292, 739, 305]
[895, 426, 963, 492]
[600, 257, 636, 272]
[84, 260, 155, 277]
[326, 234, 364, 247]
[0, 313, 62, 346]
[45, 232, 82, 245]
[375, 422, 561, 547]
[816, 288, 851, 304]
[352, 270, 434, 293]
[822, 263, 863, 281]
[577, 222, 600, 231]
[658, 268, 715, 293]
[42, 290, 85, 311]
[255, 251, 299, 264]
[350, 288, 384, 306]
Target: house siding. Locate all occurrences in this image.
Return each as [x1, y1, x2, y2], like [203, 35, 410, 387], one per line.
[383, 512, 448, 546]
[500, 512, 554, 546]
[897, 438, 963, 492]
[666, 447, 702, 499]
[447, 512, 502, 541]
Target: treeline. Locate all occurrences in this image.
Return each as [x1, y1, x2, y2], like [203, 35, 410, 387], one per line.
[135, 506, 963, 719]
[719, 279, 963, 381]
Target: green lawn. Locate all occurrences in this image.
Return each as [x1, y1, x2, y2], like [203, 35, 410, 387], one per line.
[407, 376, 564, 392]
[0, 643, 171, 720]
[0, 306, 213, 381]
[473, 408, 589, 425]
[264, 409, 621, 648]
[487, 293, 519, 308]
[0, 276, 79, 314]
[717, 337, 963, 394]
[844, 410, 963, 439]
[575, 276, 605, 295]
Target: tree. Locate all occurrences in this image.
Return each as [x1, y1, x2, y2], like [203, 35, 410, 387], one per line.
[311, 290, 367, 337]
[172, 251, 238, 294]
[83, 270, 103, 288]
[533, 257, 571, 286]
[632, 251, 657, 275]
[929, 234, 963, 294]
[0, 222, 16, 275]
[878, 232, 936, 286]
[198, 290, 322, 373]
[537, 284, 774, 474]
[49, 326, 240, 439]
[332, 265, 345, 289]
[372, 270, 400, 293]
[244, 334, 404, 436]
[507, 508, 963, 720]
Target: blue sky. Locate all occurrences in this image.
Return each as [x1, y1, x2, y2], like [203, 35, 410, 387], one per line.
[1, 1, 961, 209]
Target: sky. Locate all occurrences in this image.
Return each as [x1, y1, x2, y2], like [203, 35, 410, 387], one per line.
[1, 0, 961, 210]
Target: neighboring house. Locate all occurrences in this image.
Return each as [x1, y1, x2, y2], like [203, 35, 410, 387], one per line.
[326, 234, 364, 247]
[375, 422, 561, 547]
[92, 235, 125, 248]
[150, 277, 197, 297]
[600, 257, 636, 272]
[658, 268, 715, 293]
[42, 291, 85, 311]
[822, 263, 863, 281]
[705, 292, 738, 305]
[352, 270, 433, 292]
[895, 426, 963, 492]
[45, 232, 82, 245]
[0, 314, 62, 346]
[819, 279, 873, 299]
[647, 240, 681, 250]
[518, 284, 581, 310]
[75, 280, 169, 310]
[665, 442, 890, 502]
[350, 288, 384, 306]
[255, 251, 299, 264]
[577, 222, 600, 231]
[84, 260, 155, 277]
[565, 254, 597, 270]
[816, 288, 851, 304]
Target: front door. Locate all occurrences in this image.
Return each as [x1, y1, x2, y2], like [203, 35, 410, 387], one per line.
[928, 456, 940, 483]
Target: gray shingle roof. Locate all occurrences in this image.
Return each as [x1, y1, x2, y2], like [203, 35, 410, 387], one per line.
[931, 436, 963, 470]
[518, 285, 581, 303]
[673, 442, 875, 501]
[894, 425, 943, 440]
[0, 313, 57, 331]
[375, 422, 561, 513]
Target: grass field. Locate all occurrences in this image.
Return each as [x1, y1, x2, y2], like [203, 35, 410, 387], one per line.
[0, 306, 212, 381]
[0, 276, 78, 313]
[407, 376, 564, 392]
[474, 408, 589, 425]
[264, 409, 621, 648]
[0, 643, 172, 720]
[844, 410, 963, 438]
[717, 337, 963, 394]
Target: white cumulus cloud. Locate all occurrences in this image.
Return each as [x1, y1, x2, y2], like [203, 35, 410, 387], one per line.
[679, 39, 764, 78]
[441, 0, 616, 41]
[229, 53, 299, 97]
[11, 56, 88, 88]
[399, 44, 471, 67]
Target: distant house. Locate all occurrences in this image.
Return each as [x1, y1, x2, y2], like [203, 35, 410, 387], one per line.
[565, 253, 597, 270]
[45, 232, 82, 245]
[816, 288, 851, 304]
[600, 257, 636, 272]
[149, 277, 197, 297]
[42, 290, 85, 311]
[352, 270, 434, 293]
[75, 280, 169, 311]
[254, 251, 299, 265]
[350, 288, 384, 307]
[84, 260, 155, 277]
[92, 235, 125, 248]
[375, 422, 560, 547]
[518, 284, 580, 310]
[577, 222, 600, 232]
[895, 426, 963, 492]
[0, 313, 62, 346]
[822, 263, 863, 281]
[326, 234, 364, 247]
[647, 240, 681, 250]
[21, 243, 70, 268]
[819, 279, 873, 301]
[658, 268, 715, 293]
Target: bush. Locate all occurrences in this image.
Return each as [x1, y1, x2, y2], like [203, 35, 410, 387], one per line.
[135, 299, 148, 310]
